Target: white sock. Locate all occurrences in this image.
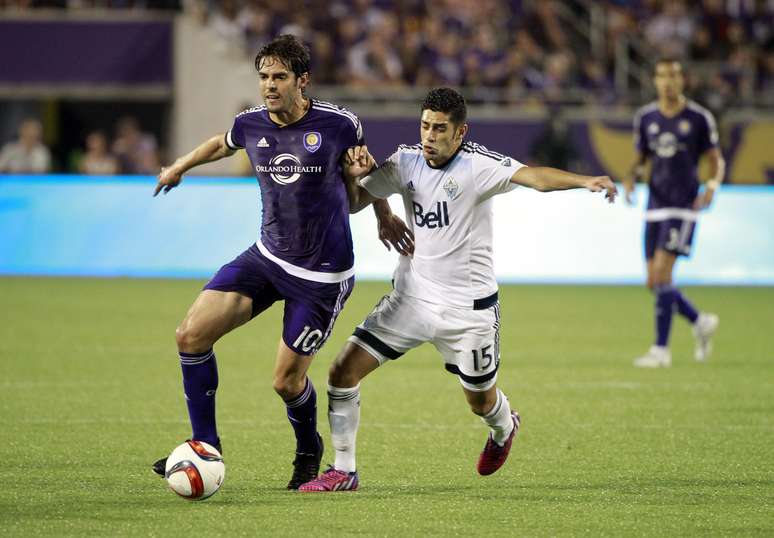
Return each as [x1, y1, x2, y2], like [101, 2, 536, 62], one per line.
[328, 384, 360, 473]
[480, 389, 514, 446]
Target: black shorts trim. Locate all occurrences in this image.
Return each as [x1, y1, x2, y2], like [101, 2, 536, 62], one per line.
[444, 363, 499, 385]
[473, 291, 498, 310]
[352, 328, 403, 360]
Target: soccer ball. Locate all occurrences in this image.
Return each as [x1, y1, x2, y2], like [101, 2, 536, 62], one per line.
[164, 440, 225, 500]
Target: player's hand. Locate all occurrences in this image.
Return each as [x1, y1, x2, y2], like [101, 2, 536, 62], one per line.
[154, 165, 183, 196]
[585, 176, 618, 203]
[344, 145, 376, 180]
[693, 188, 715, 210]
[623, 181, 635, 206]
[377, 213, 415, 256]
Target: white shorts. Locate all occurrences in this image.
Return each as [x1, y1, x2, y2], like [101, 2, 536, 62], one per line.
[348, 290, 501, 391]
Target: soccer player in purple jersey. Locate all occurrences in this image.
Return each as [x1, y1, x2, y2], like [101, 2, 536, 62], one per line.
[624, 59, 725, 368]
[150, 35, 413, 489]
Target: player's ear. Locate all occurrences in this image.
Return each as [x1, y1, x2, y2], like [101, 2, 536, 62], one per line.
[297, 72, 310, 91]
[455, 123, 468, 142]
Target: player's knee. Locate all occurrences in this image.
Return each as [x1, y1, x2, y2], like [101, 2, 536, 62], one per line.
[175, 325, 212, 353]
[328, 356, 360, 388]
[272, 374, 305, 400]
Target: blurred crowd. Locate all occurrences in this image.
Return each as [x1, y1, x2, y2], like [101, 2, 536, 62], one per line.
[2, 0, 772, 107]
[189, 0, 774, 107]
[0, 116, 159, 175]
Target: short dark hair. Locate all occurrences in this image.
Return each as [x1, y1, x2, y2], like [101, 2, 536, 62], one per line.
[254, 34, 311, 78]
[421, 87, 467, 126]
[654, 57, 683, 72]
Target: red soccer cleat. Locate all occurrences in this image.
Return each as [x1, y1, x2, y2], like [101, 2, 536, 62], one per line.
[476, 411, 521, 476]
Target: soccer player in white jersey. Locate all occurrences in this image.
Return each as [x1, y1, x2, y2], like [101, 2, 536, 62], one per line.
[624, 59, 724, 368]
[299, 87, 618, 492]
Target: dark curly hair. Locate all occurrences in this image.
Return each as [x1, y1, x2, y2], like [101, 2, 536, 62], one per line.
[421, 87, 467, 126]
[254, 34, 311, 78]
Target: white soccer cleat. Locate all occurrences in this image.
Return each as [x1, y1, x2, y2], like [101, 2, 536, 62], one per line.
[633, 345, 671, 368]
[693, 312, 719, 362]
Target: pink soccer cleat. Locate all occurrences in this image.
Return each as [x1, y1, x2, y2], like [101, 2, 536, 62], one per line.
[477, 411, 521, 476]
[298, 466, 359, 492]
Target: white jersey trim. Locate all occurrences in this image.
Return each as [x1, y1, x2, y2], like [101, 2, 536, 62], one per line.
[311, 101, 359, 129]
[256, 240, 355, 283]
[645, 208, 698, 222]
[225, 130, 241, 150]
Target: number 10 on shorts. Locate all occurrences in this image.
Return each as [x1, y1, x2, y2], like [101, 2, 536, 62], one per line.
[293, 325, 323, 353]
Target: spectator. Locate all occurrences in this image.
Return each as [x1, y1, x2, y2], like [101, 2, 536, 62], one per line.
[112, 116, 159, 175]
[79, 130, 119, 176]
[644, 0, 696, 59]
[0, 118, 51, 174]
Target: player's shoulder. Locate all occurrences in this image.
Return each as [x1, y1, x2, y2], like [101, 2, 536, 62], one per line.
[685, 99, 717, 124]
[460, 140, 509, 166]
[395, 142, 423, 155]
[234, 105, 266, 120]
[634, 101, 659, 121]
[310, 99, 361, 128]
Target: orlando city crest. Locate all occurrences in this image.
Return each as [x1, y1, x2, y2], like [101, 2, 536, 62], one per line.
[303, 131, 322, 153]
[443, 177, 459, 200]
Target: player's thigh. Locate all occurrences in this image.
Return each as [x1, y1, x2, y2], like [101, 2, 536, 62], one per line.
[281, 276, 354, 357]
[652, 249, 678, 285]
[329, 341, 382, 388]
[177, 290, 254, 347]
[434, 304, 501, 393]
[347, 291, 432, 366]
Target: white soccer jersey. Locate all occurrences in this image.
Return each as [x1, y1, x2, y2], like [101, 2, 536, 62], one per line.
[361, 141, 526, 308]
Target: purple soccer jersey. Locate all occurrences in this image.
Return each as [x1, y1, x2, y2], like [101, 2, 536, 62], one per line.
[634, 99, 718, 210]
[225, 99, 364, 281]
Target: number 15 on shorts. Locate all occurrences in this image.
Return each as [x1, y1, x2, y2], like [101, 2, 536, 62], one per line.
[472, 345, 497, 371]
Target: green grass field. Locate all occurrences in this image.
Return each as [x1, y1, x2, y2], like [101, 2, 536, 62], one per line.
[1, 277, 772, 536]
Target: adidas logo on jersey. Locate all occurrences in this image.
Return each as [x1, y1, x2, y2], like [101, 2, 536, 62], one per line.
[257, 137, 270, 148]
[413, 201, 450, 229]
[407, 181, 416, 192]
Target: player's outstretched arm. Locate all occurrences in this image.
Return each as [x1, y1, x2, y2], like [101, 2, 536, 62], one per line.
[694, 147, 725, 210]
[153, 133, 235, 196]
[623, 153, 648, 206]
[511, 166, 618, 203]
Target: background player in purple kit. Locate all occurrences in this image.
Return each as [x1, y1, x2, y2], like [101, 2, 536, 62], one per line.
[624, 59, 725, 368]
[150, 35, 413, 489]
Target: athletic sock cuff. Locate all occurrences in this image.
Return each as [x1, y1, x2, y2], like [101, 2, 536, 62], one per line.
[483, 389, 505, 419]
[179, 349, 215, 365]
[284, 377, 314, 408]
[328, 384, 360, 401]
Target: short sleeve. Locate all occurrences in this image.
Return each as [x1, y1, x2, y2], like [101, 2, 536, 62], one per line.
[475, 154, 526, 202]
[697, 108, 719, 154]
[225, 115, 245, 150]
[342, 114, 365, 147]
[360, 151, 402, 198]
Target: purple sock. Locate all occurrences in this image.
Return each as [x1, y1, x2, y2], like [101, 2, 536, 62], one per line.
[179, 350, 219, 448]
[673, 288, 699, 323]
[654, 286, 676, 347]
[284, 377, 320, 455]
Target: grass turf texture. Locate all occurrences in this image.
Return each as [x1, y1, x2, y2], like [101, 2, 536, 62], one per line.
[1, 277, 772, 537]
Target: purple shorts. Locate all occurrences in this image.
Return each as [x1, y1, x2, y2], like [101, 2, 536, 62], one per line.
[644, 218, 696, 259]
[204, 244, 354, 355]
